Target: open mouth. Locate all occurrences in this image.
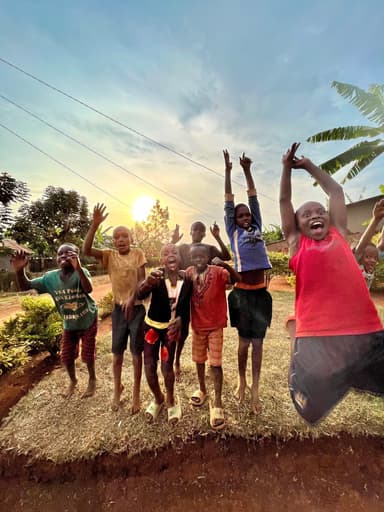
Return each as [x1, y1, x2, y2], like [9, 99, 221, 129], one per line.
[310, 221, 324, 231]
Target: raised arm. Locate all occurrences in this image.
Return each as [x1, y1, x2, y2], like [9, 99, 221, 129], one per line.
[355, 199, 384, 262]
[210, 222, 231, 261]
[82, 203, 109, 259]
[280, 143, 300, 254]
[66, 252, 93, 294]
[11, 251, 32, 291]
[294, 154, 347, 237]
[239, 153, 256, 193]
[211, 257, 241, 284]
[223, 149, 233, 196]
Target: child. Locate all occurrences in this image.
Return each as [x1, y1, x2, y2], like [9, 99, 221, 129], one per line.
[11, 244, 97, 399]
[137, 243, 189, 425]
[171, 221, 231, 381]
[280, 142, 384, 425]
[223, 150, 272, 414]
[354, 198, 384, 289]
[183, 243, 241, 430]
[83, 203, 146, 413]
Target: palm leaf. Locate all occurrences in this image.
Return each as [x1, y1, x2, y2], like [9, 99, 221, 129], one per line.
[340, 145, 384, 183]
[307, 125, 384, 142]
[332, 81, 384, 125]
[319, 139, 384, 175]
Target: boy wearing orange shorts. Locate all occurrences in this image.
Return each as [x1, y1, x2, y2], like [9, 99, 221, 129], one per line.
[184, 244, 240, 430]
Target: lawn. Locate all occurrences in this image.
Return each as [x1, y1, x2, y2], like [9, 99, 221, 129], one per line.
[1, 289, 384, 464]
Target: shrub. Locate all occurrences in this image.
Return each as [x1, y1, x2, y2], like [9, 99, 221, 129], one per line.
[0, 296, 62, 374]
[97, 291, 114, 319]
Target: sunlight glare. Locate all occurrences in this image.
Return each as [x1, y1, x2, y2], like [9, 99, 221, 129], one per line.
[132, 195, 155, 222]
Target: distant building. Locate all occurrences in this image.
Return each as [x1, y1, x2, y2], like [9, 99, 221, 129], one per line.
[0, 239, 33, 272]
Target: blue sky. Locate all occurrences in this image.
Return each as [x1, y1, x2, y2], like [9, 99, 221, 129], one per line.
[0, 0, 383, 243]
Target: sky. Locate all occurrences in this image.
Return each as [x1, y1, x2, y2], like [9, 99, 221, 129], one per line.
[0, 0, 383, 244]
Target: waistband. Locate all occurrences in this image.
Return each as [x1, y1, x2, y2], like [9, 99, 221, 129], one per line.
[234, 281, 266, 290]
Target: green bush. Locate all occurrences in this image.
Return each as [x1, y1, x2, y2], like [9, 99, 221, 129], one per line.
[97, 291, 114, 319]
[0, 296, 62, 376]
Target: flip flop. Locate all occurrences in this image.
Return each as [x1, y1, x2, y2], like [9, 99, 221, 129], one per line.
[145, 400, 164, 423]
[167, 397, 182, 425]
[190, 389, 207, 407]
[209, 403, 225, 431]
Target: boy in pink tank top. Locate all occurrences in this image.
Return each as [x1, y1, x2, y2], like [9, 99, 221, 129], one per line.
[280, 142, 384, 424]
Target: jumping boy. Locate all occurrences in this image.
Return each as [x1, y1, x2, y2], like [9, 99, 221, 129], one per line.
[280, 142, 384, 424]
[83, 203, 146, 413]
[183, 243, 241, 430]
[223, 150, 272, 414]
[137, 243, 189, 425]
[11, 244, 97, 399]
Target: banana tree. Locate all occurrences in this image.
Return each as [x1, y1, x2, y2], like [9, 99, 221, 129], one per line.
[307, 81, 384, 183]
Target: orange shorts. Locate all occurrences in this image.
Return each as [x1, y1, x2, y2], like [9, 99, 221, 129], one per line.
[192, 328, 223, 366]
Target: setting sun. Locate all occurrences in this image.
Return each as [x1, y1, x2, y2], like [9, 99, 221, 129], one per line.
[132, 195, 155, 222]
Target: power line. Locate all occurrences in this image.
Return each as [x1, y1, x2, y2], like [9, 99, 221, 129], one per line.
[0, 56, 275, 202]
[0, 93, 212, 218]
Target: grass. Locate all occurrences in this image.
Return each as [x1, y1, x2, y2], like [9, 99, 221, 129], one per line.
[1, 289, 384, 464]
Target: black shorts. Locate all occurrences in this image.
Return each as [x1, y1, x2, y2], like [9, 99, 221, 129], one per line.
[111, 304, 145, 355]
[228, 287, 272, 339]
[289, 331, 384, 425]
[143, 323, 177, 367]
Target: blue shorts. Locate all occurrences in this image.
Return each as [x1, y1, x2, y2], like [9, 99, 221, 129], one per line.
[111, 304, 145, 355]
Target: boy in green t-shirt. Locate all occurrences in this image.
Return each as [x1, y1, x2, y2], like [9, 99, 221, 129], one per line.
[11, 244, 98, 399]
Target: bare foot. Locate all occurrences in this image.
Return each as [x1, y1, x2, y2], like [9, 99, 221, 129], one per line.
[234, 381, 247, 402]
[63, 380, 77, 399]
[130, 396, 141, 415]
[111, 385, 124, 411]
[251, 395, 262, 415]
[81, 378, 96, 398]
[175, 364, 181, 383]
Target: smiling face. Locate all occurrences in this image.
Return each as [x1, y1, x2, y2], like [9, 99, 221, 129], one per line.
[296, 201, 330, 241]
[235, 204, 252, 230]
[160, 243, 180, 272]
[113, 226, 131, 254]
[190, 244, 209, 273]
[362, 244, 378, 274]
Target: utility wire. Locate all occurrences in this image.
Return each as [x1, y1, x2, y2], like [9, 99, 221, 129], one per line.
[0, 56, 275, 202]
[0, 93, 212, 218]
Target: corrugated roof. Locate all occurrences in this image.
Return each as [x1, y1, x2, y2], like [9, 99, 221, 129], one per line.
[0, 239, 34, 254]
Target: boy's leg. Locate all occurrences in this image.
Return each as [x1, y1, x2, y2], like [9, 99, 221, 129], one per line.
[129, 305, 146, 414]
[80, 319, 97, 398]
[160, 335, 177, 407]
[144, 328, 164, 406]
[60, 329, 79, 398]
[174, 324, 188, 382]
[210, 366, 223, 409]
[111, 305, 128, 411]
[112, 353, 124, 411]
[236, 336, 250, 402]
[196, 362, 207, 397]
[250, 338, 263, 414]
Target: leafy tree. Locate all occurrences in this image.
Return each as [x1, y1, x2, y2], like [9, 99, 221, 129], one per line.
[307, 81, 384, 183]
[10, 187, 90, 256]
[0, 172, 29, 239]
[132, 199, 172, 263]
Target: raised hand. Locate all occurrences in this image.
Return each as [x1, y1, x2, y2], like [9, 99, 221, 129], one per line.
[211, 256, 224, 267]
[373, 199, 384, 221]
[239, 152, 252, 172]
[11, 250, 29, 272]
[210, 221, 220, 239]
[281, 142, 301, 168]
[67, 252, 80, 270]
[223, 149, 232, 171]
[171, 224, 183, 244]
[147, 269, 164, 288]
[92, 203, 109, 226]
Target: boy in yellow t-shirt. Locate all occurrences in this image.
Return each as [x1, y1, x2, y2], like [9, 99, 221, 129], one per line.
[83, 203, 147, 412]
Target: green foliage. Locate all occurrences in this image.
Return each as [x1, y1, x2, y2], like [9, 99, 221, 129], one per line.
[97, 291, 114, 319]
[132, 199, 173, 262]
[0, 172, 30, 240]
[372, 259, 384, 291]
[263, 224, 283, 244]
[0, 296, 62, 375]
[10, 186, 91, 256]
[267, 251, 292, 277]
[307, 81, 384, 184]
